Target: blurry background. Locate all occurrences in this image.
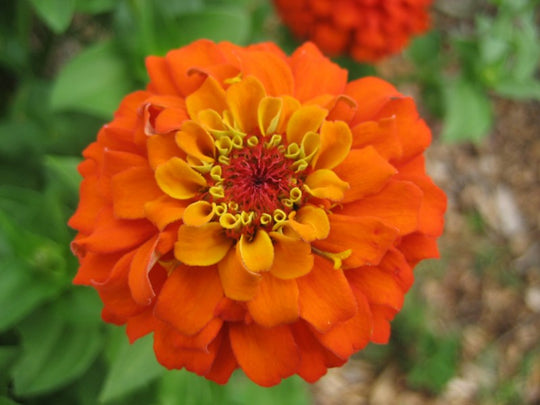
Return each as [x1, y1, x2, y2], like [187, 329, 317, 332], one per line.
[0, 0, 538, 404]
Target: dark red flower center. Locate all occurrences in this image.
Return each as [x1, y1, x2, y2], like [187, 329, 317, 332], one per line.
[221, 143, 296, 214]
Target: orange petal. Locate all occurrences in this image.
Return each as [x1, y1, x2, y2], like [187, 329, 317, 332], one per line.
[147, 132, 184, 171]
[73, 209, 155, 254]
[399, 232, 440, 266]
[286, 105, 328, 145]
[304, 169, 349, 201]
[313, 292, 372, 359]
[340, 180, 423, 235]
[152, 107, 189, 134]
[247, 273, 299, 327]
[289, 42, 347, 102]
[327, 94, 357, 123]
[347, 267, 404, 311]
[155, 157, 207, 199]
[185, 76, 227, 120]
[375, 247, 414, 292]
[258, 96, 282, 135]
[218, 248, 261, 301]
[154, 265, 223, 335]
[395, 173, 447, 236]
[111, 166, 163, 219]
[175, 223, 233, 266]
[102, 150, 146, 177]
[345, 77, 400, 124]
[73, 251, 121, 285]
[205, 330, 237, 384]
[275, 95, 301, 134]
[237, 230, 274, 273]
[154, 321, 222, 373]
[95, 251, 141, 319]
[333, 146, 397, 203]
[313, 120, 352, 169]
[182, 201, 214, 227]
[351, 118, 402, 161]
[226, 76, 266, 133]
[297, 256, 357, 332]
[313, 214, 399, 268]
[126, 307, 158, 343]
[145, 55, 178, 95]
[369, 304, 397, 344]
[144, 195, 187, 231]
[287, 205, 330, 242]
[128, 235, 160, 305]
[238, 49, 294, 96]
[269, 232, 314, 279]
[229, 323, 300, 387]
[374, 97, 431, 162]
[165, 39, 227, 96]
[291, 321, 345, 383]
[176, 121, 215, 163]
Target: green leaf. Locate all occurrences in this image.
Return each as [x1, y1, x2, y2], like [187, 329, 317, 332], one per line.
[75, 0, 117, 14]
[407, 333, 460, 393]
[174, 6, 251, 45]
[28, 0, 76, 34]
[44, 155, 81, 205]
[154, 0, 204, 15]
[99, 333, 165, 403]
[0, 211, 64, 332]
[11, 290, 103, 396]
[0, 396, 20, 405]
[0, 346, 19, 375]
[494, 79, 540, 100]
[50, 41, 133, 119]
[224, 374, 311, 405]
[441, 77, 493, 143]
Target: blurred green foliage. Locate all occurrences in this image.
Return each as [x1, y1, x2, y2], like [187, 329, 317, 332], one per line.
[406, 0, 540, 142]
[0, 0, 537, 403]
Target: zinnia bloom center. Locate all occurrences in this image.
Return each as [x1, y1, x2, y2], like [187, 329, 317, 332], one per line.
[222, 143, 297, 214]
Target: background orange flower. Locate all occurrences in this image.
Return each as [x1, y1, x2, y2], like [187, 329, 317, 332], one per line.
[69, 39, 446, 386]
[273, 0, 434, 63]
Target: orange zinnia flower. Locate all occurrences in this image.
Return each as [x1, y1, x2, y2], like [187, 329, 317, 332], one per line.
[273, 0, 433, 63]
[69, 40, 446, 386]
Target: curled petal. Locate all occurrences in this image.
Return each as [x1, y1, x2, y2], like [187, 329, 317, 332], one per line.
[237, 230, 274, 273]
[182, 201, 214, 227]
[218, 248, 261, 301]
[269, 232, 314, 279]
[287, 205, 330, 242]
[175, 223, 233, 266]
[186, 75, 227, 119]
[258, 96, 282, 135]
[304, 169, 349, 201]
[313, 120, 352, 169]
[226, 76, 266, 132]
[286, 105, 328, 145]
[176, 121, 215, 163]
[155, 157, 207, 199]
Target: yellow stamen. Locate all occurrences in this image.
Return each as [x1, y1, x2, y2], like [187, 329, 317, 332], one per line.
[311, 247, 352, 269]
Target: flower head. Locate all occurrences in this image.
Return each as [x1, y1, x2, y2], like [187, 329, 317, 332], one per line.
[70, 40, 446, 386]
[273, 0, 433, 63]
